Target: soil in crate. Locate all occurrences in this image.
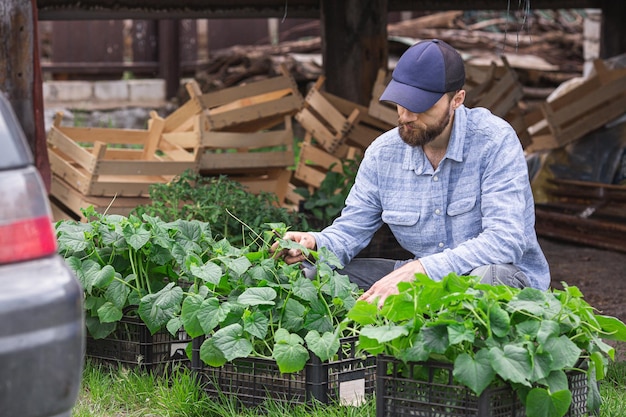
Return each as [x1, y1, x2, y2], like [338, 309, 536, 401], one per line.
[191, 336, 376, 408]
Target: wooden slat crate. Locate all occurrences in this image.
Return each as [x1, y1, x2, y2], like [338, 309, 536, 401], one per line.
[465, 56, 524, 119]
[168, 65, 304, 135]
[528, 59, 626, 151]
[219, 168, 293, 207]
[367, 69, 396, 126]
[294, 140, 361, 191]
[295, 77, 361, 155]
[47, 112, 200, 197]
[321, 90, 393, 151]
[50, 175, 150, 221]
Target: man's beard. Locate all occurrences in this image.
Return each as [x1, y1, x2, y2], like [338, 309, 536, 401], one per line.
[398, 111, 451, 147]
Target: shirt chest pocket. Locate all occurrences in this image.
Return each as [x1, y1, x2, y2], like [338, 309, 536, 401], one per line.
[447, 196, 477, 216]
[382, 210, 420, 226]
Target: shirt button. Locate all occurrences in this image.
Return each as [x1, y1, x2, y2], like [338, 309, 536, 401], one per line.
[433, 176, 439, 182]
[435, 209, 441, 215]
[438, 242, 444, 248]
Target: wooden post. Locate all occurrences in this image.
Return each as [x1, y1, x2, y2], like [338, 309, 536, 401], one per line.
[600, 0, 626, 60]
[0, 0, 50, 191]
[320, 0, 388, 106]
[159, 19, 180, 100]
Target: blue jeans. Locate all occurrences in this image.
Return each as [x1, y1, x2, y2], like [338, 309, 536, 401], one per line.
[316, 258, 530, 291]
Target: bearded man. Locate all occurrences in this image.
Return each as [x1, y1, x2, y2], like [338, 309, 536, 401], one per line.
[273, 39, 550, 304]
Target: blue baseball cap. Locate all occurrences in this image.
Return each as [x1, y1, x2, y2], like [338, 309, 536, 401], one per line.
[380, 39, 465, 113]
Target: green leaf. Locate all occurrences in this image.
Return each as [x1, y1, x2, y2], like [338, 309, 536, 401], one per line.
[595, 314, 626, 341]
[199, 337, 227, 367]
[541, 369, 569, 393]
[97, 301, 123, 323]
[281, 298, 305, 332]
[138, 282, 183, 334]
[347, 300, 378, 326]
[212, 323, 253, 362]
[488, 304, 510, 338]
[453, 349, 496, 396]
[448, 323, 475, 345]
[358, 334, 385, 356]
[305, 331, 340, 362]
[221, 256, 252, 276]
[123, 222, 151, 251]
[292, 276, 318, 303]
[360, 324, 409, 343]
[525, 388, 571, 417]
[197, 297, 227, 334]
[85, 315, 117, 340]
[243, 311, 268, 340]
[422, 325, 449, 354]
[489, 345, 533, 386]
[273, 330, 309, 373]
[166, 317, 183, 337]
[57, 229, 90, 252]
[542, 335, 581, 370]
[90, 263, 116, 291]
[237, 287, 276, 306]
[104, 276, 130, 310]
[189, 260, 223, 285]
[181, 294, 205, 338]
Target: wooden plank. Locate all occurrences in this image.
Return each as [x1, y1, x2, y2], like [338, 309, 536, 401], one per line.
[142, 112, 165, 159]
[162, 131, 200, 149]
[199, 127, 292, 149]
[51, 175, 150, 219]
[208, 88, 292, 115]
[304, 88, 347, 131]
[57, 125, 149, 145]
[47, 127, 96, 171]
[198, 75, 297, 109]
[199, 151, 294, 173]
[48, 148, 91, 195]
[206, 95, 302, 130]
[93, 159, 197, 176]
[543, 75, 626, 146]
[296, 108, 337, 147]
[163, 96, 203, 132]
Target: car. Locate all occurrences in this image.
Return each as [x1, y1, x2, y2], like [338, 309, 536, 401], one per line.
[0, 91, 84, 417]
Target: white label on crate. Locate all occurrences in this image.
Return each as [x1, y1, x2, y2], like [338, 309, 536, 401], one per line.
[339, 378, 366, 406]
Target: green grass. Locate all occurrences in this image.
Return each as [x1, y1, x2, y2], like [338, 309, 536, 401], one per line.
[72, 360, 375, 417]
[73, 358, 626, 417]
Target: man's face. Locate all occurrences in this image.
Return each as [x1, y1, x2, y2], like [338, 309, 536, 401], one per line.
[397, 93, 455, 147]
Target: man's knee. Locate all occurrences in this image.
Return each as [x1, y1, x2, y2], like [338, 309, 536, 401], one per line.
[469, 264, 530, 289]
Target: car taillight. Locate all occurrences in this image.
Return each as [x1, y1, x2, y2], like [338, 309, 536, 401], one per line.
[0, 166, 57, 264]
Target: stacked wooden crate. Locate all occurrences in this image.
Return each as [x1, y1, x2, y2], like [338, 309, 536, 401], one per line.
[47, 111, 200, 220]
[163, 66, 304, 208]
[293, 76, 393, 197]
[525, 59, 626, 152]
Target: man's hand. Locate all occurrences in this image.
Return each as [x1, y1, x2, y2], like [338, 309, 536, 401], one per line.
[359, 259, 427, 306]
[270, 231, 317, 264]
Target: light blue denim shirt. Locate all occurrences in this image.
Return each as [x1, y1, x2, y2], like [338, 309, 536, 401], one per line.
[311, 105, 551, 290]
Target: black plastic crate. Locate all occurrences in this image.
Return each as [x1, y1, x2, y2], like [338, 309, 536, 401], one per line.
[191, 335, 376, 407]
[376, 356, 593, 417]
[86, 315, 191, 373]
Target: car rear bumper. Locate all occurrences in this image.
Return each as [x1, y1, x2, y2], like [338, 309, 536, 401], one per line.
[0, 255, 84, 417]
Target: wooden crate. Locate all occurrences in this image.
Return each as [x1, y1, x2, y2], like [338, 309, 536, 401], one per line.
[50, 175, 150, 221]
[465, 56, 524, 119]
[47, 112, 200, 197]
[527, 59, 626, 151]
[220, 168, 293, 207]
[167, 65, 304, 134]
[368, 69, 397, 126]
[322, 90, 392, 151]
[295, 77, 361, 155]
[294, 140, 361, 191]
